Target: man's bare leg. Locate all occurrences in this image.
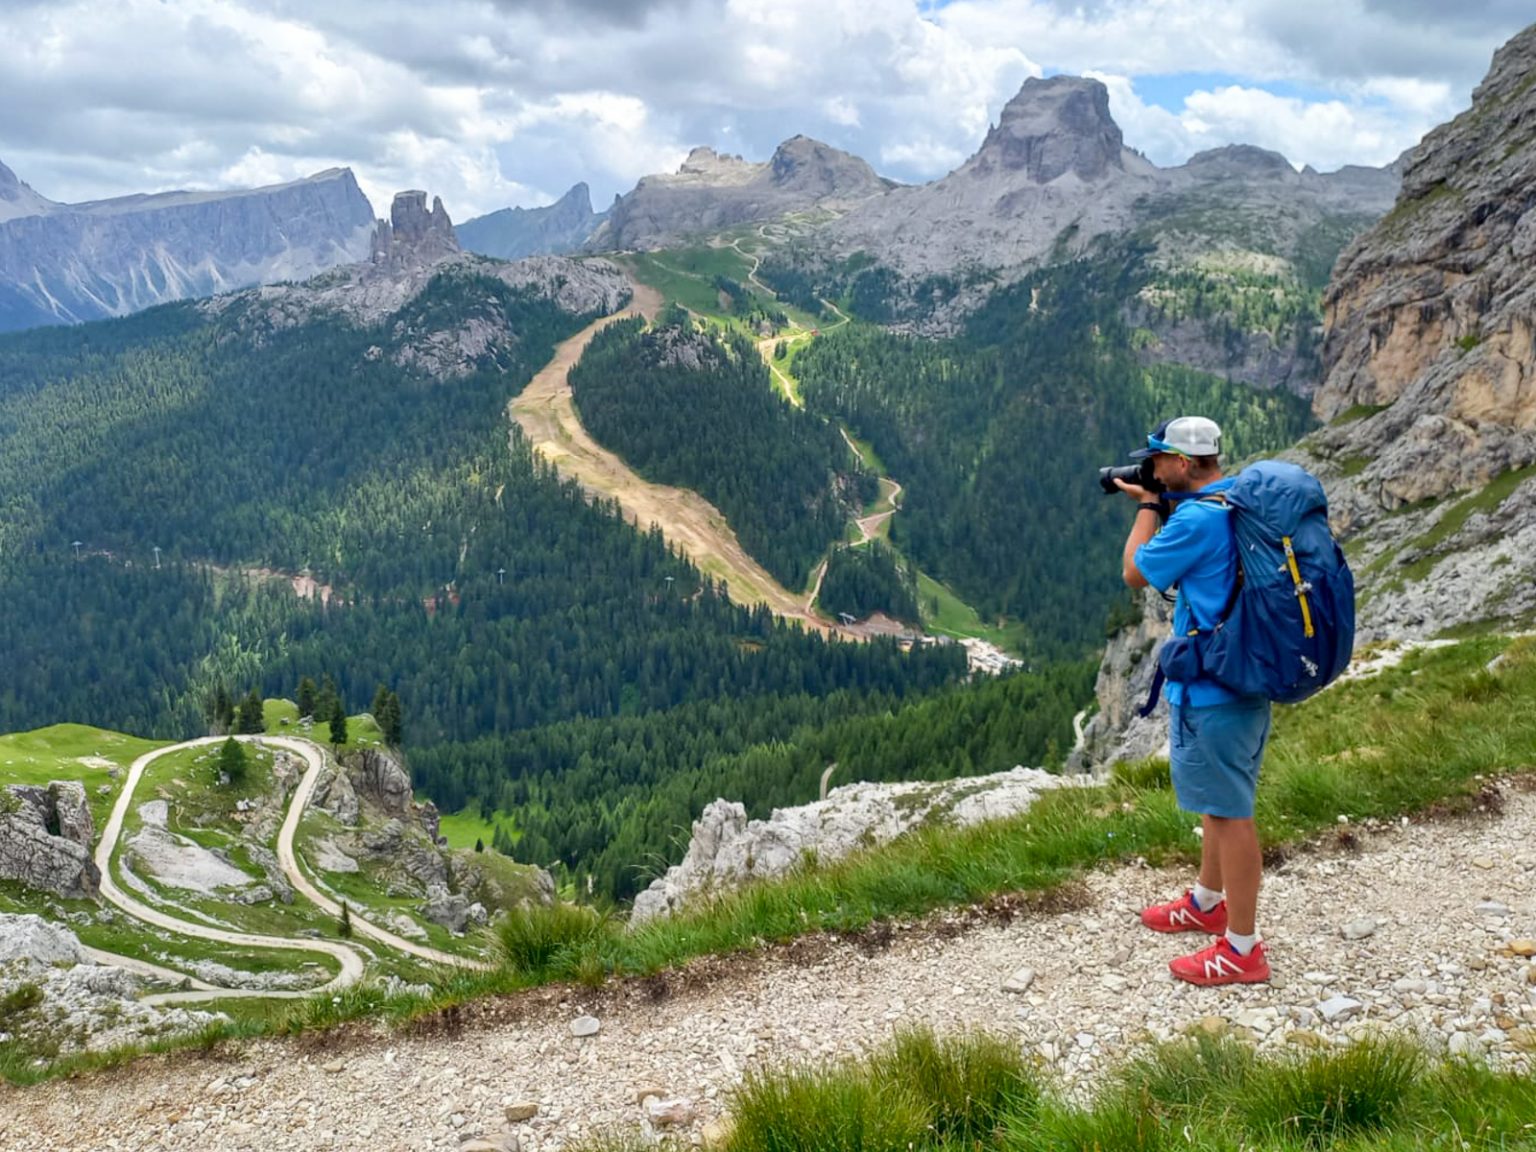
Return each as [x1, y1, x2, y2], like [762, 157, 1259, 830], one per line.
[1207, 815, 1261, 936]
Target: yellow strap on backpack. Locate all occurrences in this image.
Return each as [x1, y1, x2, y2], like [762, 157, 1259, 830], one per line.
[1282, 536, 1315, 638]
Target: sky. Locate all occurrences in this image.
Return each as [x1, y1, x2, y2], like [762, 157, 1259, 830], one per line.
[0, 0, 1530, 224]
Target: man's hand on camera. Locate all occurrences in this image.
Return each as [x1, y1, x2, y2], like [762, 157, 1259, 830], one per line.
[1114, 477, 1158, 503]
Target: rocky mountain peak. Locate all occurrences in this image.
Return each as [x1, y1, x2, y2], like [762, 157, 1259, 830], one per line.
[768, 135, 889, 198]
[552, 182, 593, 215]
[969, 75, 1124, 183]
[0, 157, 18, 191]
[1182, 144, 1296, 178]
[371, 190, 459, 268]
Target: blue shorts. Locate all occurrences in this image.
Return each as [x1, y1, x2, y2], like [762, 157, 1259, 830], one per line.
[1169, 697, 1272, 819]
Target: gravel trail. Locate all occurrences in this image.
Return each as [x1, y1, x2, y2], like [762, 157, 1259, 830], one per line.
[5, 783, 1534, 1152]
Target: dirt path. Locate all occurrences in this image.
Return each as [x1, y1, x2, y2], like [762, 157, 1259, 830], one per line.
[271, 737, 485, 973]
[854, 477, 903, 544]
[17, 783, 1536, 1151]
[93, 737, 366, 1005]
[509, 282, 835, 633]
[93, 736, 480, 1006]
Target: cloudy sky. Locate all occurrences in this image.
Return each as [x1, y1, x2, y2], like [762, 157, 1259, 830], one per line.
[1, 0, 1530, 223]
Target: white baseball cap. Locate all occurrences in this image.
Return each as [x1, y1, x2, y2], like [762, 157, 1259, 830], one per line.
[1129, 416, 1222, 459]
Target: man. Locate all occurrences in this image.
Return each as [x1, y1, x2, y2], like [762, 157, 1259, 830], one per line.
[1116, 416, 1272, 986]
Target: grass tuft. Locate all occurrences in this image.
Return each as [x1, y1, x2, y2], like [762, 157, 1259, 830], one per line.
[493, 901, 606, 979]
[730, 1062, 928, 1152]
[1237, 1038, 1424, 1146]
[871, 1026, 1041, 1144]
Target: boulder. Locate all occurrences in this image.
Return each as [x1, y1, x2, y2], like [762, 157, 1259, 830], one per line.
[0, 787, 100, 899]
[421, 886, 487, 934]
[0, 912, 88, 967]
[630, 766, 1081, 923]
[352, 749, 413, 818]
[314, 766, 360, 827]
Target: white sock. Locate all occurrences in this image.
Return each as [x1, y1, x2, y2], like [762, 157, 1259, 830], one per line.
[1192, 882, 1223, 912]
[1225, 929, 1258, 955]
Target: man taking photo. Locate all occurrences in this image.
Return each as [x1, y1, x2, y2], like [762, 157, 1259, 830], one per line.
[1116, 416, 1273, 986]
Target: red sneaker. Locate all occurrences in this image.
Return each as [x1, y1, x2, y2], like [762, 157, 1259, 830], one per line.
[1140, 891, 1228, 935]
[1169, 938, 1271, 986]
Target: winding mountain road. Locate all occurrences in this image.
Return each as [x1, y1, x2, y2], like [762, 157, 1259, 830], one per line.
[94, 734, 483, 1005]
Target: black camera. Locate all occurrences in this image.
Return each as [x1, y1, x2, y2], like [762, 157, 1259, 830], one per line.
[1098, 459, 1163, 495]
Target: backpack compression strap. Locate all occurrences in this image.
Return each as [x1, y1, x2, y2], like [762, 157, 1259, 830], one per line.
[1135, 491, 1234, 719]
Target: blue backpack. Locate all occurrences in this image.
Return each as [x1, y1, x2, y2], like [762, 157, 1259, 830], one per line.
[1143, 460, 1356, 712]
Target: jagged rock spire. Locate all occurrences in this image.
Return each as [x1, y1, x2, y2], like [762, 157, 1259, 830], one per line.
[370, 190, 460, 267]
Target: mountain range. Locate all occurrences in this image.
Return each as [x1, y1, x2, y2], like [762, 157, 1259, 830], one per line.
[828, 76, 1401, 278]
[454, 182, 607, 260]
[0, 161, 376, 332]
[3, 75, 1400, 343]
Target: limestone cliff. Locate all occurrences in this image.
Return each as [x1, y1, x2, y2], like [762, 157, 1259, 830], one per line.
[0, 164, 377, 332]
[1299, 20, 1536, 641]
[589, 136, 892, 250]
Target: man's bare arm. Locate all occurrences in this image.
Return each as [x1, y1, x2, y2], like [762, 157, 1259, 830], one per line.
[1115, 478, 1160, 588]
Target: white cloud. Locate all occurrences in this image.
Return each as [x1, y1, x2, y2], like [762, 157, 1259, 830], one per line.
[0, 0, 1527, 222]
[1092, 70, 1453, 171]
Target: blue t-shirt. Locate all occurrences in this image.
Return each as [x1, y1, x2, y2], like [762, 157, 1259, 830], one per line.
[1134, 477, 1239, 707]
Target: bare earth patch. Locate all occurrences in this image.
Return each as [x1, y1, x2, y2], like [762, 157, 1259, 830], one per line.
[508, 280, 834, 633]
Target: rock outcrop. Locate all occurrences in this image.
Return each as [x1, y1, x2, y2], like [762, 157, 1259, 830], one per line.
[589, 135, 892, 250]
[828, 76, 1398, 283]
[0, 163, 376, 333]
[0, 913, 226, 1056]
[1067, 589, 1174, 774]
[370, 190, 459, 269]
[457, 183, 606, 259]
[0, 781, 100, 898]
[353, 747, 415, 819]
[1296, 20, 1536, 641]
[631, 766, 1083, 923]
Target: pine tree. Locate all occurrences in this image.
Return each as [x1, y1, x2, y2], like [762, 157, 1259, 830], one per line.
[379, 691, 403, 747]
[296, 676, 317, 720]
[210, 684, 233, 733]
[371, 683, 390, 726]
[474, 837, 484, 853]
[238, 688, 265, 734]
[339, 901, 352, 938]
[316, 675, 339, 728]
[330, 699, 348, 748]
[217, 736, 247, 785]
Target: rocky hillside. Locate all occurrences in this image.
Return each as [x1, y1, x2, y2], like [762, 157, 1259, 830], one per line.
[1076, 22, 1536, 770]
[457, 183, 607, 259]
[0, 162, 377, 333]
[589, 135, 894, 250]
[1295, 20, 1536, 642]
[209, 188, 631, 376]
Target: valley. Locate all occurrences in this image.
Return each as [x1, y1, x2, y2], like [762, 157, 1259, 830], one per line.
[5, 19, 1536, 1140]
